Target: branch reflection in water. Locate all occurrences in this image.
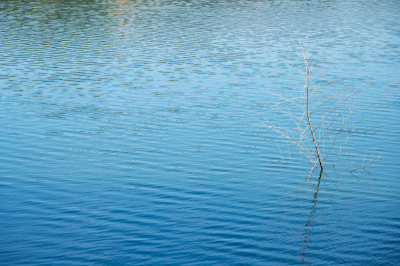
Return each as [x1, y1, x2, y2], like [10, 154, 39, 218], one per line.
[299, 169, 323, 262]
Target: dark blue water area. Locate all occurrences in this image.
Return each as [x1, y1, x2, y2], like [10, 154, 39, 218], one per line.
[0, 0, 399, 265]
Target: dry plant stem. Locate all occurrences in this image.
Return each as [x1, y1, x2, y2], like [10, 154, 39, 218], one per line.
[267, 50, 355, 173]
[303, 52, 324, 170]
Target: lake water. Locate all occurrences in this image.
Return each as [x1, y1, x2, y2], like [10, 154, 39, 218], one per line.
[1, 0, 399, 264]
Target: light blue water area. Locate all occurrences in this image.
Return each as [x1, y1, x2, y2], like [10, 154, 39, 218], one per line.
[0, 0, 399, 264]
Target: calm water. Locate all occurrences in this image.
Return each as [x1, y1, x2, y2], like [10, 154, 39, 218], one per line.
[1, 0, 399, 264]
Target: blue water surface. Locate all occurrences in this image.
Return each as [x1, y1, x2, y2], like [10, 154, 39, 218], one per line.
[0, 0, 399, 264]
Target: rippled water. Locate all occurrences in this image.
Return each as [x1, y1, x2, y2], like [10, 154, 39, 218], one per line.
[1, 0, 399, 264]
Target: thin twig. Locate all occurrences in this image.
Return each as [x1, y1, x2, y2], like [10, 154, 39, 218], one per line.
[303, 51, 323, 170]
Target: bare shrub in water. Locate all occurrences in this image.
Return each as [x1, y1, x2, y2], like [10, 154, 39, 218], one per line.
[266, 50, 355, 176]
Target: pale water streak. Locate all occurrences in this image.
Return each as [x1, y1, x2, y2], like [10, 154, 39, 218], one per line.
[0, 0, 399, 265]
